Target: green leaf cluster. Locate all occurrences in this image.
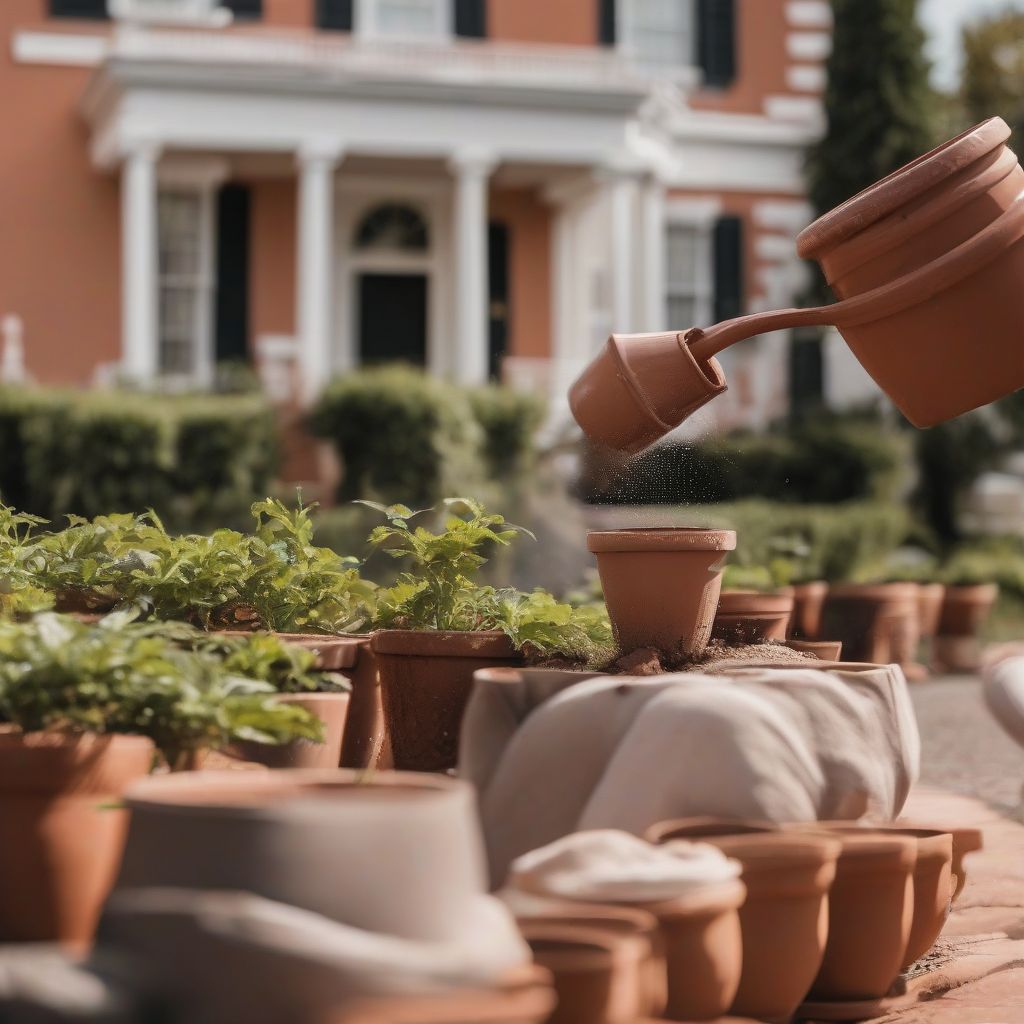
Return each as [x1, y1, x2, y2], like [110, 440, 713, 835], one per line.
[0, 613, 324, 768]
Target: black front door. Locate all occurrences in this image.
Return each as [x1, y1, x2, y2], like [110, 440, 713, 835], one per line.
[358, 273, 428, 366]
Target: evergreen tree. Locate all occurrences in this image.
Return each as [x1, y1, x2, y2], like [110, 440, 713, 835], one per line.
[806, 0, 937, 230]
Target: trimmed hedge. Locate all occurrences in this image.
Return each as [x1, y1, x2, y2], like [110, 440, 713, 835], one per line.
[580, 419, 911, 506]
[309, 366, 546, 506]
[0, 388, 278, 531]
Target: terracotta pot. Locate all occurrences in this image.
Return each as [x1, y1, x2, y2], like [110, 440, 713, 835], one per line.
[338, 640, 390, 770]
[899, 822, 982, 901]
[371, 630, 523, 772]
[587, 529, 736, 658]
[110, 770, 525, 961]
[938, 583, 999, 636]
[711, 590, 794, 645]
[639, 882, 746, 1022]
[784, 639, 844, 662]
[916, 583, 947, 639]
[330, 965, 554, 1023]
[699, 834, 841, 1022]
[809, 833, 916, 1002]
[645, 817, 779, 844]
[789, 581, 828, 640]
[571, 119, 1024, 449]
[821, 583, 921, 668]
[231, 692, 350, 769]
[515, 904, 665, 1018]
[520, 921, 651, 1024]
[808, 824, 953, 969]
[0, 731, 154, 946]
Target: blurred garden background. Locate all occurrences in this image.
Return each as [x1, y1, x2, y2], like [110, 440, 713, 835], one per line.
[6, 0, 1024, 640]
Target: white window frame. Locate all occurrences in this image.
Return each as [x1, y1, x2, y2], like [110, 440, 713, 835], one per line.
[617, 0, 697, 78]
[154, 159, 226, 390]
[354, 0, 451, 41]
[665, 197, 720, 330]
[107, 0, 233, 27]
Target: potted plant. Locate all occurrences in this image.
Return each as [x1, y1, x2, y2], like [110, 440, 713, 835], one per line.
[0, 612, 323, 946]
[365, 499, 614, 772]
[934, 550, 1002, 671]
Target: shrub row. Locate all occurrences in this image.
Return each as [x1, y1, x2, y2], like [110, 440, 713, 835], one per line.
[309, 366, 546, 506]
[0, 387, 277, 531]
[579, 418, 911, 506]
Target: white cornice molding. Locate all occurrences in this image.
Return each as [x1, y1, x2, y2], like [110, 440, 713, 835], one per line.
[12, 30, 108, 67]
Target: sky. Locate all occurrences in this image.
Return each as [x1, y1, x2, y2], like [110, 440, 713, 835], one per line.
[920, 0, 1024, 90]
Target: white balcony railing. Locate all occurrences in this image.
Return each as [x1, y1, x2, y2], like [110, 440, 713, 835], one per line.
[107, 24, 695, 95]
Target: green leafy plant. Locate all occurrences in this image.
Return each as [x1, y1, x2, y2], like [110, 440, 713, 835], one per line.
[0, 613, 324, 769]
[363, 498, 613, 664]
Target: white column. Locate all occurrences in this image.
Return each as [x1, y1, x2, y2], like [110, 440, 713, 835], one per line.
[296, 142, 343, 402]
[121, 142, 160, 382]
[450, 149, 496, 385]
[604, 165, 642, 334]
[641, 176, 667, 332]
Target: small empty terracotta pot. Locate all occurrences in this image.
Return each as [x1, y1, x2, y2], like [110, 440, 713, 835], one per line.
[514, 903, 666, 1019]
[638, 880, 746, 1022]
[938, 583, 999, 636]
[809, 824, 953, 969]
[711, 591, 794, 645]
[821, 583, 921, 668]
[789, 582, 828, 640]
[232, 692, 350, 769]
[809, 833, 916, 1002]
[520, 921, 651, 1024]
[784, 639, 844, 662]
[587, 529, 736, 659]
[899, 823, 982, 901]
[698, 834, 842, 1022]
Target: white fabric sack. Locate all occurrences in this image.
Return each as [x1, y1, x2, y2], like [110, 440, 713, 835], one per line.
[461, 664, 919, 886]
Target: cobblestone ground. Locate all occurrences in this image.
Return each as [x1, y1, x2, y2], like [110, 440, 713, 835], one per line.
[910, 673, 1024, 818]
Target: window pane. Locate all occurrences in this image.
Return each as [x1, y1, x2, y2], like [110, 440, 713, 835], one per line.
[355, 203, 430, 251]
[666, 224, 699, 286]
[374, 0, 439, 35]
[623, 0, 693, 68]
[157, 191, 204, 378]
[667, 295, 696, 328]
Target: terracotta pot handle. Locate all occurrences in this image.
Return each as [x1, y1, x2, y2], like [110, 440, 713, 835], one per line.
[685, 191, 1024, 362]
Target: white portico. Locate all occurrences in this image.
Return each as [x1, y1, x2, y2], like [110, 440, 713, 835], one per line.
[81, 24, 681, 402]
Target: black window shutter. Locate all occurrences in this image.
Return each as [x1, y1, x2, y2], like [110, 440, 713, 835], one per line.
[224, 0, 263, 19]
[214, 185, 251, 365]
[317, 0, 354, 31]
[697, 0, 736, 88]
[713, 214, 744, 323]
[49, 0, 109, 18]
[598, 0, 616, 45]
[487, 221, 510, 381]
[454, 0, 486, 38]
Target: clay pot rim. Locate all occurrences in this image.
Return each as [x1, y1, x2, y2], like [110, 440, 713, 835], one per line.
[645, 816, 778, 844]
[473, 666, 598, 685]
[214, 630, 370, 669]
[370, 628, 519, 659]
[704, 832, 842, 867]
[716, 591, 795, 613]
[272, 691, 352, 704]
[0, 730, 154, 754]
[122, 767, 466, 813]
[796, 117, 1010, 259]
[633, 876, 747, 916]
[907, 823, 983, 853]
[943, 583, 999, 600]
[819, 831, 918, 867]
[586, 528, 737, 553]
[514, 903, 660, 935]
[802, 823, 953, 860]
[520, 921, 650, 968]
[826, 582, 921, 599]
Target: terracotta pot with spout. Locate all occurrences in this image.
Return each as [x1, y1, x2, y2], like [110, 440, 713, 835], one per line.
[809, 833, 916, 1002]
[0, 731, 154, 946]
[571, 119, 1024, 451]
[711, 591, 794, 645]
[698, 833, 841, 1022]
[587, 528, 736, 659]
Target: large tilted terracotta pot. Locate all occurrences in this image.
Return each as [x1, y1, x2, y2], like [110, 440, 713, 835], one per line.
[570, 118, 1024, 452]
[0, 731, 154, 946]
[700, 834, 841, 1021]
[587, 529, 736, 659]
[371, 630, 523, 772]
[232, 692, 350, 769]
[806, 824, 953, 970]
[789, 581, 828, 641]
[711, 591, 794, 645]
[809, 833, 916, 1001]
